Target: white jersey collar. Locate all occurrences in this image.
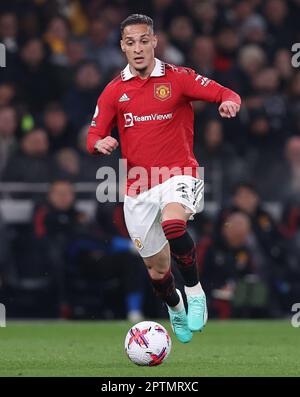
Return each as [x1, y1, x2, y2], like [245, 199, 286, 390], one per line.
[121, 58, 165, 81]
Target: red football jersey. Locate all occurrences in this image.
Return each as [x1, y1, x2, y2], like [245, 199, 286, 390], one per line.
[87, 58, 241, 195]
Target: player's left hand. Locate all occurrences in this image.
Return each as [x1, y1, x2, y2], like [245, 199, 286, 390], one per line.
[218, 101, 240, 118]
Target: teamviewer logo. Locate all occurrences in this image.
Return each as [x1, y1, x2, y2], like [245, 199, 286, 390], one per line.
[124, 113, 134, 127]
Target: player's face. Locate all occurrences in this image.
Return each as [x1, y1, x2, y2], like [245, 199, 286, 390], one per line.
[121, 24, 157, 74]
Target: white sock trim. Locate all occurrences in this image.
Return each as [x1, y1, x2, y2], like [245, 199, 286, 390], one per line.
[184, 282, 204, 297]
[168, 289, 184, 312]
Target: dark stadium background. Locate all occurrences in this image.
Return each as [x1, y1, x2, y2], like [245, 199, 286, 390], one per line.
[0, 0, 300, 323]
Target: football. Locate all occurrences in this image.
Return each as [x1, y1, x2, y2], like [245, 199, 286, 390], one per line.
[124, 321, 172, 366]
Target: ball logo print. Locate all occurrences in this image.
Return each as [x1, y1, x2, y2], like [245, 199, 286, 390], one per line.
[125, 321, 171, 366]
[128, 327, 149, 348]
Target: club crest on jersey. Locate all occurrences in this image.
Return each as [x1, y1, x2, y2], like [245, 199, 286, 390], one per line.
[154, 83, 171, 101]
[133, 238, 143, 250]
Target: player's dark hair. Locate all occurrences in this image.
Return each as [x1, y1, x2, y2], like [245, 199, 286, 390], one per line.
[120, 14, 154, 36]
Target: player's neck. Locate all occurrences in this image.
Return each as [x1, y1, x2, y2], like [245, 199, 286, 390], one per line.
[129, 59, 156, 80]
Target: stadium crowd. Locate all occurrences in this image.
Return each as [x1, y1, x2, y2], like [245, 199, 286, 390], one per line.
[0, 0, 300, 320]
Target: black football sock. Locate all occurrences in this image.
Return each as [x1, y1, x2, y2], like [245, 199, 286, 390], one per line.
[161, 219, 199, 287]
[149, 268, 180, 307]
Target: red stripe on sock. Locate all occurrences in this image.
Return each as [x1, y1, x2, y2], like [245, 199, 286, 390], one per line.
[162, 219, 186, 239]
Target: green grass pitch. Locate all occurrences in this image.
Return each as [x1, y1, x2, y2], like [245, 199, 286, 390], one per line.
[0, 320, 299, 377]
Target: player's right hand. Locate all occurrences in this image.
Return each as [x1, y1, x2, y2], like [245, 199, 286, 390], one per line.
[94, 137, 119, 155]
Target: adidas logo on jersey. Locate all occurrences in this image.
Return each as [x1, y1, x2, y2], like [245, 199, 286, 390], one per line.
[119, 93, 130, 102]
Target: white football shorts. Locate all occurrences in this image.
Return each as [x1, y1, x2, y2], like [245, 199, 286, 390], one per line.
[124, 175, 204, 258]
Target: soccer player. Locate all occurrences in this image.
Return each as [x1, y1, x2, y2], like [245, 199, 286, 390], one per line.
[87, 14, 241, 343]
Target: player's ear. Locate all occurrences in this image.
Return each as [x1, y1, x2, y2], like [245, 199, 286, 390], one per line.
[120, 39, 125, 53]
[153, 35, 158, 49]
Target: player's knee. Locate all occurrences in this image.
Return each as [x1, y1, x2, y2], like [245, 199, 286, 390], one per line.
[161, 219, 186, 241]
[162, 203, 192, 222]
[148, 267, 170, 281]
[144, 249, 170, 278]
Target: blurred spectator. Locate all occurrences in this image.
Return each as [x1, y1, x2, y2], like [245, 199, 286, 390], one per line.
[254, 136, 300, 201]
[76, 124, 120, 182]
[18, 10, 41, 39]
[52, 148, 81, 182]
[0, 106, 18, 177]
[288, 71, 300, 126]
[155, 31, 184, 65]
[43, 16, 70, 66]
[189, 36, 215, 76]
[274, 48, 294, 84]
[189, 0, 219, 35]
[213, 26, 242, 94]
[199, 212, 267, 318]
[33, 179, 88, 316]
[281, 191, 300, 265]
[168, 15, 195, 58]
[217, 183, 287, 270]
[216, 182, 299, 315]
[43, 102, 75, 153]
[141, 0, 185, 32]
[239, 14, 267, 47]
[99, 5, 127, 44]
[0, 82, 17, 107]
[247, 67, 288, 143]
[83, 18, 124, 74]
[65, 38, 87, 68]
[52, 147, 104, 183]
[248, 136, 300, 202]
[0, 12, 18, 54]
[232, 0, 256, 26]
[66, 0, 89, 35]
[2, 128, 50, 182]
[263, 0, 293, 52]
[54, 38, 88, 92]
[243, 110, 285, 199]
[284, 137, 300, 196]
[63, 61, 103, 130]
[196, 119, 247, 202]
[214, 26, 240, 73]
[237, 44, 266, 96]
[279, 199, 300, 314]
[34, 179, 86, 240]
[33, 180, 145, 320]
[16, 38, 61, 113]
